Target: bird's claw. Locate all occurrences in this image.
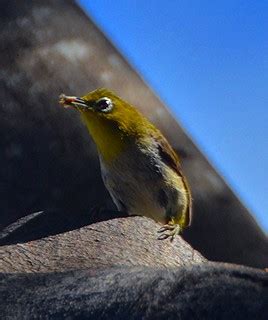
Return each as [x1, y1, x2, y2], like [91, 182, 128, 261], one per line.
[157, 224, 181, 242]
[157, 225, 175, 232]
[157, 233, 171, 240]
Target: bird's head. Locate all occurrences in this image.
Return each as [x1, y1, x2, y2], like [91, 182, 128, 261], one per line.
[59, 88, 154, 162]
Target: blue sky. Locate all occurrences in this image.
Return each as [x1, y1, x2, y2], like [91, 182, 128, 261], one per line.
[79, 0, 268, 232]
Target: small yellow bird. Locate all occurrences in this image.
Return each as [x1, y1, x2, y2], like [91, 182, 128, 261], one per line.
[59, 88, 192, 240]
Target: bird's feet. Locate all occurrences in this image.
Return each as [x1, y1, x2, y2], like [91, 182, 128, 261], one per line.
[157, 223, 181, 241]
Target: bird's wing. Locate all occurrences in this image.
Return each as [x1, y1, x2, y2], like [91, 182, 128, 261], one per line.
[155, 134, 192, 227]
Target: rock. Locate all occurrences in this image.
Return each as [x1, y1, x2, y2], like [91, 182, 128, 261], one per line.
[1, 263, 267, 319]
[0, 216, 205, 273]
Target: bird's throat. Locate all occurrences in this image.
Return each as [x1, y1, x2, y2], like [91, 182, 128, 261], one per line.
[81, 112, 127, 163]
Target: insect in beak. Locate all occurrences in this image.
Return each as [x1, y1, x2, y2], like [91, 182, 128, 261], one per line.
[59, 94, 88, 109]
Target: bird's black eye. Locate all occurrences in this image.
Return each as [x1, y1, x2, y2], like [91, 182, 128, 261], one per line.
[95, 97, 113, 113]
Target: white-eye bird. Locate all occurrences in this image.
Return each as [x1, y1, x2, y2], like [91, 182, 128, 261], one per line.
[59, 88, 192, 240]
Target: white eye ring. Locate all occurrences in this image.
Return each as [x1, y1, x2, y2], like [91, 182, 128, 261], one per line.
[95, 97, 113, 113]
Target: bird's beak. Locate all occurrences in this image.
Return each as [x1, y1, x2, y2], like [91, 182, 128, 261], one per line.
[59, 94, 88, 109]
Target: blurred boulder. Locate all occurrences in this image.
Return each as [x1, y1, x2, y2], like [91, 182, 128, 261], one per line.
[1, 264, 267, 319]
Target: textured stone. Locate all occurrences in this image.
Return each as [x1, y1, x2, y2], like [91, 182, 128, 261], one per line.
[0, 216, 205, 273]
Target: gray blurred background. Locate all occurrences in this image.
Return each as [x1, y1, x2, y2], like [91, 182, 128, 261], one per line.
[0, 0, 267, 268]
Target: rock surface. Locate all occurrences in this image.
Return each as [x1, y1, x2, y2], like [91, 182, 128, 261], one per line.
[1, 264, 267, 320]
[0, 216, 205, 273]
[0, 210, 266, 319]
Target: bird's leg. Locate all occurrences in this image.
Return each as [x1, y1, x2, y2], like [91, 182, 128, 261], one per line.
[157, 219, 181, 241]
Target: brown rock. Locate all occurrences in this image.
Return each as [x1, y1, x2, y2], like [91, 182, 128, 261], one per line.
[0, 216, 205, 273]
